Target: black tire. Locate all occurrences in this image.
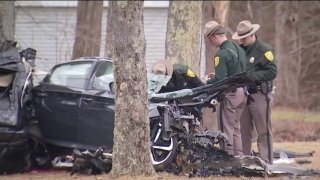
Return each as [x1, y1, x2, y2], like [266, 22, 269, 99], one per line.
[28, 137, 51, 169]
[151, 135, 178, 171]
[27, 123, 51, 169]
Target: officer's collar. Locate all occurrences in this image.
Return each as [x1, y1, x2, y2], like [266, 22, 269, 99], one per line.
[241, 35, 259, 51]
[220, 40, 231, 49]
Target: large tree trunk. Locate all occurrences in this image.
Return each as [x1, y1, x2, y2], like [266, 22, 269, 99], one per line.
[165, 1, 203, 74]
[0, 1, 15, 51]
[110, 1, 155, 177]
[72, 1, 103, 60]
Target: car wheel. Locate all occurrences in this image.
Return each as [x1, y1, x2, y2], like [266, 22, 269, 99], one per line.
[150, 129, 178, 171]
[28, 137, 51, 169]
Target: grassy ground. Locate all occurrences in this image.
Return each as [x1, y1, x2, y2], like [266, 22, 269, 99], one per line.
[271, 106, 320, 142]
[272, 106, 320, 122]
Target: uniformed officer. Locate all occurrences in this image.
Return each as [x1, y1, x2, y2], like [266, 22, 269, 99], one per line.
[232, 20, 277, 164]
[203, 21, 247, 156]
[151, 59, 204, 93]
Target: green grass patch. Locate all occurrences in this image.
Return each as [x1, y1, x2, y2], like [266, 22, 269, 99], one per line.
[271, 107, 320, 122]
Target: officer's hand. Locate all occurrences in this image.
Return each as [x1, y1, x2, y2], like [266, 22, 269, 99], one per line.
[202, 73, 215, 84]
[207, 72, 215, 79]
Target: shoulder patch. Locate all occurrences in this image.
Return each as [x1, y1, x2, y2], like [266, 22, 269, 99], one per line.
[264, 51, 274, 61]
[214, 57, 220, 67]
[186, 69, 196, 77]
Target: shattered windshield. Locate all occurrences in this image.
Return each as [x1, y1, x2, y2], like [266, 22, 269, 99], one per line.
[147, 73, 171, 95]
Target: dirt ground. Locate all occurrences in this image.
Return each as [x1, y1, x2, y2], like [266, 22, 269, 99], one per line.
[0, 141, 320, 180]
[2, 141, 320, 180]
[2, 107, 320, 180]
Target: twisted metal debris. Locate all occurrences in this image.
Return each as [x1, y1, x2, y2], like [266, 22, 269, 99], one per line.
[66, 129, 320, 177]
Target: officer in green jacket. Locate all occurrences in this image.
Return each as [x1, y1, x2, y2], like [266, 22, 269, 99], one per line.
[151, 60, 204, 93]
[203, 21, 247, 156]
[232, 20, 277, 164]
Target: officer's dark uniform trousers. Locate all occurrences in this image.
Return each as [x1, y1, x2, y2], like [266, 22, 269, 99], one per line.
[240, 91, 273, 163]
[217, 87, 246, 156]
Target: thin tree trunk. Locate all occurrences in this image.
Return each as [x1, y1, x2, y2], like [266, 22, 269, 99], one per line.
[110, 1, 155, 177]
[201, 1, 217, 131]
[214, 1, 230, 28]
[203, 1, 215, 75]
[275, 1, 300, 107]
[165, 1, 203, 74]
[0, 1, 15, 51]
[105, 6, 113, 58]
[72, 1, 103, 60]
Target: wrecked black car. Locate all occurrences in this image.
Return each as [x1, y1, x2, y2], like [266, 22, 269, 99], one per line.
[30, 57, 178, 171]
[32, 58, 116, 151]
[0, 42, 36, 173]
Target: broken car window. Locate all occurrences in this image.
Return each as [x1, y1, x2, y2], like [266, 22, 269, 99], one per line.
[92, 61, 114, 91]
[47, 62, 93, 88]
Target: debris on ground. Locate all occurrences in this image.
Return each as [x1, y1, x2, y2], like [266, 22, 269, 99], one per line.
[59, 131, 320, 178]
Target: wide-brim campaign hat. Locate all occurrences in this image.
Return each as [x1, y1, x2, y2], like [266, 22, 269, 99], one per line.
[204, 21, 225, 38]
[151, 59, 173, 77]
[232, 20, 260, 40]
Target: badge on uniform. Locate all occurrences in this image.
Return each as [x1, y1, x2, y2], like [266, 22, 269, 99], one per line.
[186, 69, 196, 77]
[249, 57, 255, 63]
[264, 51, 274, 61]
[214, 57, 220, 67]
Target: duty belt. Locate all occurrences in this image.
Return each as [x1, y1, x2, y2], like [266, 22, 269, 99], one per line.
[247, 84, 260, 94]
[224, 86, 244, 93]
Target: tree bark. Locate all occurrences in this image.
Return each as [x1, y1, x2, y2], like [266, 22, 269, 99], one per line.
[202, 1, 215, 75]
[297, 2, 320, 111]
[275, 1, 300, 107]
[214, 1, 230, 28]
[105, 5, 113, 58]
[275, 1, 320, 111]
[72, 1, 103, 60]
[110, 1, 155, 177]
[201, 1, 216, 131]
[0, 1, 15, 51]
[228, 1, 252, 36]
[165, 1, 203, 74]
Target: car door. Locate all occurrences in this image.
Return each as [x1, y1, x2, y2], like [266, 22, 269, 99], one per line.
[79, 60, 115, 151]
[33, 61, 94, 148]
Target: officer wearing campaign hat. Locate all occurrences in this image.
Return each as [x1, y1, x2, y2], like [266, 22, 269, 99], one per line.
[233, 20, 277, 164]
[203, 21, 247, 156]
[151, 60, 204, 93]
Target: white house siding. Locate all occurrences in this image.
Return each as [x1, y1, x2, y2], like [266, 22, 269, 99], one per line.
[15, 3, 205, 77]
[100, 8, 169, 72]
[15, 6, 77, 72]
